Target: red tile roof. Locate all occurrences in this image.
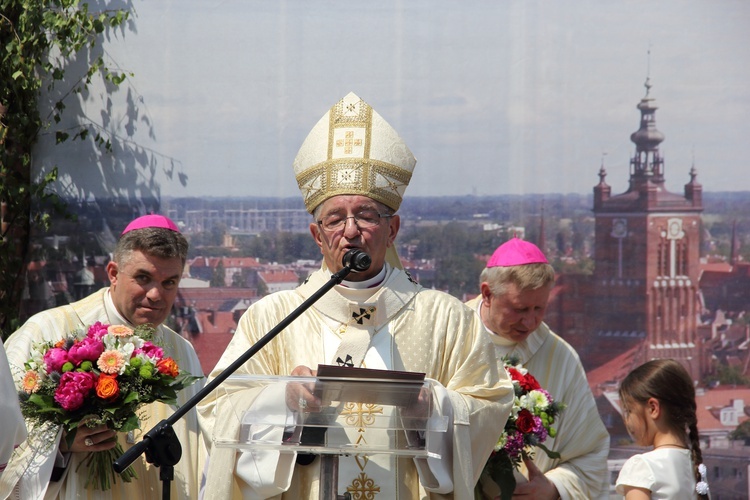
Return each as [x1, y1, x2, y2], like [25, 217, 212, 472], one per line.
[258, 270, 299, 284]
[175, 288, 257, 311]
[695, 387, 750, 434]
[586, 342, 644, 396]
[189, 256, 261, 268]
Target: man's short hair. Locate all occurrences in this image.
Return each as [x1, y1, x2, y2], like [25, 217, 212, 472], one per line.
[113, 227, 189, 266]
[480, 262, 555, 297]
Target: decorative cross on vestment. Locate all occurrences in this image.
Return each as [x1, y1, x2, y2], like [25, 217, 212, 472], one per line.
[352, 307, 372, 325]
[332, 305, 376, 369]
[291, 264, 425, 498]
[336, 355, 354, 367]
[335, 130, 363, 154]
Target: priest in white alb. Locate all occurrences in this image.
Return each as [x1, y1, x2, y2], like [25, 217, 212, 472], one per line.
[467, 238, 610, 499]
[198, 92, 514, 499]
[0, 215, 206, 500]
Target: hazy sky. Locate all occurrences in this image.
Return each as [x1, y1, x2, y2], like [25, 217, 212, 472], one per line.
[42, 0, 750, 200]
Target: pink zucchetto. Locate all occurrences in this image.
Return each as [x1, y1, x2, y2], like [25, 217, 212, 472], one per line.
[121, 214, 180, 235]
[486, 237, 549, 268]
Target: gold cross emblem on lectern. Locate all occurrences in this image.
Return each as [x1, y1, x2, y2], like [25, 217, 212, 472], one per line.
[341, 402, 383, 431]
[347, 472, 381, 499]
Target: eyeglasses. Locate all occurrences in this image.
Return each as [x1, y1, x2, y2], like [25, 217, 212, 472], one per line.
[316, 210, 393, 232]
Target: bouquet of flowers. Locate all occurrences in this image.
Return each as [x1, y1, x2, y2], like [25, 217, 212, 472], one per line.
[18, 322, 201, 490]
[476, 355, 565, 500]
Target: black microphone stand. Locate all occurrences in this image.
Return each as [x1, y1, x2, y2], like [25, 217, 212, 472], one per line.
[113, 251, 369, 500]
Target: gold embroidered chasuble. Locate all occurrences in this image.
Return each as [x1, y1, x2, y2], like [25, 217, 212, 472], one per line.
[199, 266, 513, 499]
[0, 288, 206, 500]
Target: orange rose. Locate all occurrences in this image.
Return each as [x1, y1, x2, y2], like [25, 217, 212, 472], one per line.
[156, 357, 179, 378]
[95, 373, 120, 400]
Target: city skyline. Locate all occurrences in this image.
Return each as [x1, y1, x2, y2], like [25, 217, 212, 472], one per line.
[37, 0, 750, 202]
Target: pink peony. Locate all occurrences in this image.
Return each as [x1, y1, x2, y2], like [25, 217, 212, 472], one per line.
[68, 337, 105, 366]
[87, 321, 110, 339]
[54, 371, 96, 411]
[135, 342, 164, 360]
[44, 347, 70, 373]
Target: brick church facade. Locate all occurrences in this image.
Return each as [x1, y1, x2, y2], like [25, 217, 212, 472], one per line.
[549, 79, 705, 381]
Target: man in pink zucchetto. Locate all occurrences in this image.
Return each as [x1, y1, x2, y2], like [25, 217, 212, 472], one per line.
[0, 214, 206, 500]
[466, 237, 611, 500]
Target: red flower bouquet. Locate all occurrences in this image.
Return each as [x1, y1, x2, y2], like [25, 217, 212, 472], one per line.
[18, 322, 201, 490]
[476, 355, 565, 500]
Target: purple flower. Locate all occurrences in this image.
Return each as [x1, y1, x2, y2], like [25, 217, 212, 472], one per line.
[44, 348, 70, 373]
[135, 342, 163, 360]
[503, 431, 526, 460]
[68, 337, 105, 366]
[54, 371, 95, 411]
[87, 321, 110, 339]
[532, 416, 549, 443]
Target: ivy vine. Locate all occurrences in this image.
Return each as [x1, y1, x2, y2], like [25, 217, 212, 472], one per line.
[0, 1, 132, 337]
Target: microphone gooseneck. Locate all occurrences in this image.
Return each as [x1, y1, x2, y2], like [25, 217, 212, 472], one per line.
[342, 249, 372, 273]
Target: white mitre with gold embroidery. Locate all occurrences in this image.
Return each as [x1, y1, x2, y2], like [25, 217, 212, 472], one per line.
[293, 92, 417, 213]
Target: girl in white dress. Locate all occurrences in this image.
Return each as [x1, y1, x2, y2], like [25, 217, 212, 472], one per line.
[615, 359, 710, 500]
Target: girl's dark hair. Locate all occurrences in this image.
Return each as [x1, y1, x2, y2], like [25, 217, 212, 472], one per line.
[619, 358, 708, 499]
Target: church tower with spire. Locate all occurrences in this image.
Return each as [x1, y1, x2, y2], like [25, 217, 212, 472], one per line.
[590, 78, 703, 377]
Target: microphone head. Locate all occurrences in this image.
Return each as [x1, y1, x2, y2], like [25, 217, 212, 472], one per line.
[342, 249, 372, 272]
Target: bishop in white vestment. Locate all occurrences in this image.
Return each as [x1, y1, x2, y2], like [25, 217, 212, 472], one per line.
[198, 92, 514, 499]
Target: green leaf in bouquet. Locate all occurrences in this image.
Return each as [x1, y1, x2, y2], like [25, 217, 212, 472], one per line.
[103, 406, 119, 415]
[28, 393, 58, 410]
[119, 413, 141, 433]
[536, 442, 561, 460]
[65, 427, 78, 450]
[157, 390, 179, 406]
[176, 374, 203, 388]
[122, 391, 140, 404]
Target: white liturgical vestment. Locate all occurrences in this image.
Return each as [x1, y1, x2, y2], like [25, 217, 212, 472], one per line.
[199, 265, 514, 499]
[0, 288, 206, 500]
[1, 338, 27, 478]
[466, 296, 610, 500]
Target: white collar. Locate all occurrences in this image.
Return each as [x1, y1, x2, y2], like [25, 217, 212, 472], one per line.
[340, 265, 387, 290]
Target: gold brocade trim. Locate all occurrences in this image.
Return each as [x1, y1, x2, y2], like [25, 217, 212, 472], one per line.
[336, 131, 363, 154]
[341, 402, 383, 430]
[346, 472, 381, 499]
[297, 158, 412, 213]
[341, 402, 384, 495]
[355, 454, 369, 470]
[328, 97, 373, 161]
